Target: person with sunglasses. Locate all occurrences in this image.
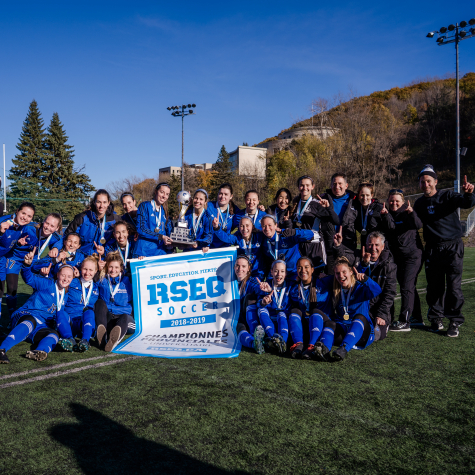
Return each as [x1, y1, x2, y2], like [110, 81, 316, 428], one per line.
[381, 189, 424, 330]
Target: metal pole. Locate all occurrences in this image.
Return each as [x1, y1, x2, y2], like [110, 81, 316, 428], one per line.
[2, 144, 5, 212]
[455, 24, 461, 218]
[181, 108, 184, 191]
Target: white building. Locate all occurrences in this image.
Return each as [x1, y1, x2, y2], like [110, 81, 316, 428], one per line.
[228, 146, 266, 178]
[159, 163, 213, 180]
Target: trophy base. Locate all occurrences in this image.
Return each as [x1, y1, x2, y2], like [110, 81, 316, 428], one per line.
[170, 226, 196, 246]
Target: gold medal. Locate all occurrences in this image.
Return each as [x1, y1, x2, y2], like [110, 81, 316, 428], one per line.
[343, 313, 349, 321]
[100, 238, 106, 245]
[296, 222, 302, 228]
[361, 229, 367, 236]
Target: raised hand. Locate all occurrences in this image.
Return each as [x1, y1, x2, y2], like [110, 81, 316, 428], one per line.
[0, 221, 11, 234]
[17, 236, 28, 246]
[257, 279, 272, 293]
[462, 175, 474, 194]
[333, 226, 343, 247]
[94, 242, 105, 256]
[57, 250, 69, 261]
[261, 294, 272, 306]
[98, 256, 106, 271]
[212, 217, 220, 229]
[380, 202, 388, 215]
[361, 246, 371, 266]
[24, 247, 37, 266]
[406, 199, 413, 214]
[40, 263, 52, 277]
[316, 194, 329, 208]
[73, 267, 80, 278]
[48, 248, 59, 258]
[353, 266, 366, 282]
[258, 204, 266, 212]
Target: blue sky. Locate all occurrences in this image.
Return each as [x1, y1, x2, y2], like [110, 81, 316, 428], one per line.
[0, 1, 474, 191]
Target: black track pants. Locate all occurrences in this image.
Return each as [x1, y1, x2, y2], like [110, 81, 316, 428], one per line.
[395, 251, 423, 322]
[425, 239, 465, 324]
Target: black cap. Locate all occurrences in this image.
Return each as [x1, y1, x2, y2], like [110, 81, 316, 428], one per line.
[418, 164, 437, 180]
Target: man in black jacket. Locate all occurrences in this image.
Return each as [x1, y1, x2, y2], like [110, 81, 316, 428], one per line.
[333, 231, 397, 340]
[414, 165, 475, 337]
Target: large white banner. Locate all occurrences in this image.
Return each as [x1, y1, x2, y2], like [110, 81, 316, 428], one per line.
[113, 248, 241, 359]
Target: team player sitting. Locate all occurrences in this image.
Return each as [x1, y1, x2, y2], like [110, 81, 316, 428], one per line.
[182, 189, 212, 252]
[314, 257, 382, 361]
[95, 251, 134, 352]
[0, 247, 75, 363]
[234, 255, 266, 354]
[56, 255, 100, 353]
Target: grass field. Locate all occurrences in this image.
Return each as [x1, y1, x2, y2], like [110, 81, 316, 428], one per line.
[0, 250, 475, 474]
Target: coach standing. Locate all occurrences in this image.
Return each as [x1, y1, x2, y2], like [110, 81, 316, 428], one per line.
[414, 165, 475, 337]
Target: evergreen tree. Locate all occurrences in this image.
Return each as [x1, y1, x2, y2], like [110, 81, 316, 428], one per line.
[210, 145, 234, 199]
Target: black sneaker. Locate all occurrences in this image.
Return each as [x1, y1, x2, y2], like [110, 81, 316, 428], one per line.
[390, 322, 411, 332]
[332, 345, 348, 361]
[271, 333, 287, 355]
[409, 316, 425, 326]
[0, 348, 10, 364]
[446, 322, 461, 338]
[313, 342, 331, 362]
[430, 318, 444, 332]
[290, 342, 303, 359]
[302, 345, 316, 360]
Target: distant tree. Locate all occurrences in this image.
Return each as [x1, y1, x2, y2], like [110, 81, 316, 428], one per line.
[242, 142, 249, 146]
[210, 145, 233, 199]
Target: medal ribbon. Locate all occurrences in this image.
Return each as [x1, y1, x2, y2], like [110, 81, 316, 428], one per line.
[98, 215, 106, 242]
[267, 233, 279, 259]
[108, 275, 122, 302]
[151, 200, 162, 232]
[361, 206, 370, 231]
[117, 242, 129, 265]
[81, 280, 94, 308]
[38, 233, 52, 257]
[341, 286, 353, 317]
[296, 199, 312, 223]
[273, 286, 286, 309]
[242, 237, 252, 258]
[218, 204, 229, 229]
[192, 209, 204, 236]
[245, 211, 258, 224]
[55, 284, 65, 312]
[299, 284, 310, 311]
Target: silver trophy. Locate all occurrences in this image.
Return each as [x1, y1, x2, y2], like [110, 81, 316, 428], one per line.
[170, 190, 197, 245]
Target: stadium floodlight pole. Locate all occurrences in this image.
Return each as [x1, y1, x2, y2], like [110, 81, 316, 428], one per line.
[166, 104, 196, 190]
[427, 18, 475, 218]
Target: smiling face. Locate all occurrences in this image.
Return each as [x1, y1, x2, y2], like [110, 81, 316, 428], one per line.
[366, 236, 384, 262]
[107, 260, 122, 278]
[114, 224, 129, 247]
[193, 191, 207, 212]
[95, 194, 110, 218]
[271, 262, 286, 286]
[261, 217, 276, 238]
[57, 267, 74, 290]
[234, 258, 250, 281]
[64, 235, 81, 253]
[331, 176, 348, 198]
[121, 195, 136, 213]
[42, 216, 60, 236]
[15, 206, 35, 226]
[81, 259, 97, 282]
[245, 193, 259, 213]
[239, 217, 253, 239]
[419, 175, 438, 197]
[299, 178, 315, 201]
[155, 186, 170, 206]
[297, 259, 314, 285]
[358, 187, 373, 208]
[217, 187, 233, 208]
[276, 191, 289, 210]
[335, 264, 353, 289]
[388, 194, 404, 212]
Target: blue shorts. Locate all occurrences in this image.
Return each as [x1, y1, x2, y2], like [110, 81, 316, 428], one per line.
[0, 257, 22, 281]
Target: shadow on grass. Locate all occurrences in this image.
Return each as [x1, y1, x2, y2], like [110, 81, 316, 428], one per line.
[50, 403, 248, 475]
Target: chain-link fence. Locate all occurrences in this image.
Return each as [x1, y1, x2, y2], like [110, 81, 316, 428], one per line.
[464, 207, 475, 237]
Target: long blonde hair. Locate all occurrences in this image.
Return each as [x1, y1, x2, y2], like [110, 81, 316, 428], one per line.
[332, 257, 356, 308]
[100, 251, 124, 280]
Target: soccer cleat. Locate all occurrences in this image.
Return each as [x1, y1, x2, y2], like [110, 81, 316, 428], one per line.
[77, 339, 90, 352]
[430, 318, 444, 332]
[25, 350, 48, 361]
[313, 342, 331, 362]
[0, 349, 10, 364]
[332, 345, 348, 361]
[96, 324, 107, 347]
[290, 342, 304, 359]
[252, 325, 265, 355]
[271, 333, 286, 355]
[409, 316, 425, 326]
[60, 337, 76, 352]
[446, 322, 461, 338]
[390, 322, 411, 332]
[301, 344, 315, 360]
[104, 326, 122, 352]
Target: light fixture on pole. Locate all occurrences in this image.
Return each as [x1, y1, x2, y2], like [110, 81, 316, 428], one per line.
[427, 18, 475, 218]
[166, 104, 196, 190]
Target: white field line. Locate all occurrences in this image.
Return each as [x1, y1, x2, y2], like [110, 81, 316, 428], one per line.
[394, 277, 475, 300]
[0, 356, 141, 389]
[0, 354, 119, 381]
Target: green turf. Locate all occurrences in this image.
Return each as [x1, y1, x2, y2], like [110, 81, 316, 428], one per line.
[1, 251, 475, 474]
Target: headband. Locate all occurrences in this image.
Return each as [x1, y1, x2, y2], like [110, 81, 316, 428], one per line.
[271, 259, 287, 269]
[156, 182, 171, 189]
[195, 188, 208, 199]
[261, 214, 277, 224]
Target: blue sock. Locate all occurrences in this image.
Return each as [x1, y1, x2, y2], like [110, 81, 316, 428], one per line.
[277, 312, 289, 343]
[320, 326, 335, 352]
[239, 330, 254, 348]
[245, 304, 259, 334]
[289, 312, 303, 343]
[0, 320, 34, 351]
[308, 313, 324, 345]
[6, 295, 17, 316]
[258, 308, 275, 337]
[35, 333, 59, 353]
[341, 319, 365, 352]
[82, 310, 96, 341]
[56, 310, 73, 339]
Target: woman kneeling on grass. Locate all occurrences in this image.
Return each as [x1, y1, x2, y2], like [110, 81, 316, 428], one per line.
[0, 248, 75, 363]
[56, 255, 101, 353]
[95, 251, 133, 352]
[313, 257, 382, 362]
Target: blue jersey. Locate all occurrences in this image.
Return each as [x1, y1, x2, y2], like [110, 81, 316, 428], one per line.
[238, 276, 263, 301]
[206, 201, 240, 249]
[65, 210, 116, 255]
[233, 209, 267, 231]
[334, 276, 382, 324]
[63, 278, 99, 319]
[261, 229, 316, 278]
[134, 201, 173, 258]
[26, 227, 63, 260]
[0, 215, 37, 259]
[19, 265, 70, 323]
[257, 278, 294, 314]
[290, 275, 333, 316]
[183, 209, 213, 250]
[213, 229, 265, 279]
[98, 274, 133, 315]
[31, 250, 86, 278]
[104, 239, 136, 262]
